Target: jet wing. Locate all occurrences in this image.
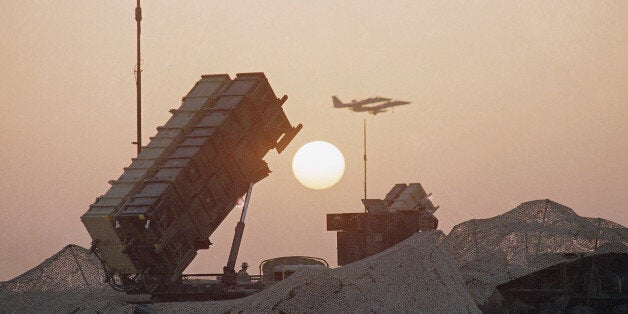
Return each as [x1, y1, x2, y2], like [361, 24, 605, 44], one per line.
[380, 100, 411, 109]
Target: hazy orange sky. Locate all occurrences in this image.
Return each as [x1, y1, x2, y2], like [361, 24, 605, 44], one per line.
[1, 1, 626, 280]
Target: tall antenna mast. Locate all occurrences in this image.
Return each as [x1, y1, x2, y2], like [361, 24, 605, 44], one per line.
[133, 0, 143, 155]
[363, 118, 367, 212]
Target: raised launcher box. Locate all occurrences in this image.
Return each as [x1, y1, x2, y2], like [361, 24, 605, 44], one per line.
[327, 183, 439, 266]
[81, 74, 232, 275]
[113, 73, 302, 289]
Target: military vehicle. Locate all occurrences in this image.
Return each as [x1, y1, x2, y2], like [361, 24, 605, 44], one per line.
[327, 183, 438, 265]
[81, 72, 302, 300]
[259, 256, 329, 283]
[488, 252, 627, 312]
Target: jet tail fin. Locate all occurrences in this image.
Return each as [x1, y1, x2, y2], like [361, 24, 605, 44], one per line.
[332, 96, 344, 108]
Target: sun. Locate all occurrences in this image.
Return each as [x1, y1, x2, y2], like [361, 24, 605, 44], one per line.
[292, 141, 345, 190]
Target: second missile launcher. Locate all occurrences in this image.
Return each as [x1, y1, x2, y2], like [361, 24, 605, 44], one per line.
[327, 183, 439, 266]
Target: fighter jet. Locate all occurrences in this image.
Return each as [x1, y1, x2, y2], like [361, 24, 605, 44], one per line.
[332, 96, 391, 108]
[334, 96, 411, 115]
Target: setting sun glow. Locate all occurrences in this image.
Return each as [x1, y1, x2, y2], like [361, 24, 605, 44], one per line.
[292, 141, 345, 190]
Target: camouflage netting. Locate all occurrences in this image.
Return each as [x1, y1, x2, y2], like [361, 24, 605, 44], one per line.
[2, 199, 625, 312]
[0, 244, 131, 313]
[0, 231, 479, 313]
[153, 230, 480, 313]
[446, 199, 628, 306]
